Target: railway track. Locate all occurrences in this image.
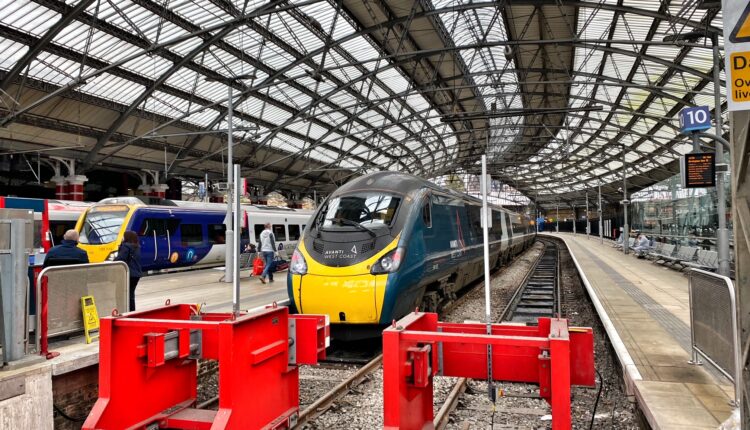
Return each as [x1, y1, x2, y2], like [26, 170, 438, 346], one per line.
[502, 238, 561, 323]
[435, 239, 562, 429]
[188, 241, 537, 430]
[296, 355, 382, 428]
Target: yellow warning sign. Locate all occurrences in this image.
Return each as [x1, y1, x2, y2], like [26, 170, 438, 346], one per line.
[724, 0, 750, 110]
[731, 3, 750, 43]
[731, 52, 750, 102]
[81, 295, 100, 344]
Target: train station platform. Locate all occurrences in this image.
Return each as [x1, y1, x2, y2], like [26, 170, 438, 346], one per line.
[138, 268, 288, 312]
[0, 268, 288, 429]
[49, 268, 289, 366]
[544, 233, 734, 430]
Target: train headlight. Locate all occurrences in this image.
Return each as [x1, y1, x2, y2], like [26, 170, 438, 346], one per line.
[106, 251, 118, 261]
[371, 247, 405, 274]
[291, 249, 307, 275]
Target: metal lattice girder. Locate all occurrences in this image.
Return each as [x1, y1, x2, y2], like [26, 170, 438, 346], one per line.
[0, 0, 730, 203]
[27, 0, 402, 174]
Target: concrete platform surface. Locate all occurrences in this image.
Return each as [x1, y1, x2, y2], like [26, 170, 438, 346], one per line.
[2, 267, 288, 380]
[546, 233, 734, 429]
[138, 267, 289, 312]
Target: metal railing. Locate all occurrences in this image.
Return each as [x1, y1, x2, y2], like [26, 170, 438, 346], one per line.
[36, 262, 129, 356]
[687, 268, 742, 407]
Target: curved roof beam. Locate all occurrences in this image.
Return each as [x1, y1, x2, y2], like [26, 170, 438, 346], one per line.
[0, 0, 96, 92]
[130, 0, 422, 172]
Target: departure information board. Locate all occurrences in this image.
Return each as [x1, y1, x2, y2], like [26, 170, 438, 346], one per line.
[681, 153, 716, 188]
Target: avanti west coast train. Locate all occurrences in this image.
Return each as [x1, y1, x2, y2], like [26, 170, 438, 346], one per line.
[74, 196, 312, 272]
[287, 172, 535, 338]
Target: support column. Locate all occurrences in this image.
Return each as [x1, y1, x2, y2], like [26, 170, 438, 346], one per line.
[138, 184, 152, 197]
[151, 184, 169, 199]
[572, 207, 576, 235]
[65, 175, 87, 202]
[51, 175, 66, 200]
[730, 111, 750, 427]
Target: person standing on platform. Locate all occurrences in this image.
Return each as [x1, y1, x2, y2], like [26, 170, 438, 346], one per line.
[258, 223, 278, 284]
[43, 229, 89, 268]
[115, 231, 142, 311]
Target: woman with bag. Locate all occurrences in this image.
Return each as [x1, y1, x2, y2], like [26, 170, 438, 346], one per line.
[115, 231, 142, 311]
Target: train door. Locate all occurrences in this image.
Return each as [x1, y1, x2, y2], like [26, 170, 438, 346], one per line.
[419, 193, 434, 274]
[137, 214, 178, 268]
[501, 212, 510, 253]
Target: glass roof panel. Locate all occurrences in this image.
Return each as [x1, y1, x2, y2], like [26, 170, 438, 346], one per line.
[0, 0, 727, 201]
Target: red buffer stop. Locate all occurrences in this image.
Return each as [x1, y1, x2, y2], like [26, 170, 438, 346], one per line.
[83, 303, 329, 430]
[382, 312, 595, 430]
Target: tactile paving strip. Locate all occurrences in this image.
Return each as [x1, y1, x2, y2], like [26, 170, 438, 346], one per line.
[576, 246, 691, 350]
[575, 245, 726, 382]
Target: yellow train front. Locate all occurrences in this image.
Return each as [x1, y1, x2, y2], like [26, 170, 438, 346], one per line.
[287, 172, 536, 339]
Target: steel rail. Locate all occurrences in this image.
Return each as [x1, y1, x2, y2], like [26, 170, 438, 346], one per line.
[433, 377, 467, 430]
[294, 354, 383, 429]
[498, 241, 549, 322]
[434, 239, 556, 427]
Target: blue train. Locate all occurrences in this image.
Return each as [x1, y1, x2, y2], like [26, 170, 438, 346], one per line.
[287, 172, 536, 338]
[75, 197, 312, 272]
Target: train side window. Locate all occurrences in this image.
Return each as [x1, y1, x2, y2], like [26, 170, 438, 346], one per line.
[254, 224, 265, 242]
[422, 199, 432, 228]
[50, 221, 74, 245]
[208, 224, 226, 244]
[139, 218, 179, 236]
[273, 224, 287, 241]
[33, 220, 42, 249]
[167, 219, 180, 235]
[467, 205, 482, 240]
[139, 218, 165, 236]
[288, 225, 300, 240]
[180, 224, 204, 246]
[492, 212, 503, 236]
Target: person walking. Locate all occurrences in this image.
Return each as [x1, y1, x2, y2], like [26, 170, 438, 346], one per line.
[115, 231, 142, 311]
[43, 229, 89, 268]
[258, 223, 278, 284]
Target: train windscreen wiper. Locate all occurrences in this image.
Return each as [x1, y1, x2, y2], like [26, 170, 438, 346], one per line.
[327, 217, 377, 238]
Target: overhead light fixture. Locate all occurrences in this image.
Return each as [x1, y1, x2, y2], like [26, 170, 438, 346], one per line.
[696, 1, 720, 9]
[440, 105, 603, 122]
[144, 127, 259, 138]
[662, 30, 707, 42]
[204, 72, 257, 83]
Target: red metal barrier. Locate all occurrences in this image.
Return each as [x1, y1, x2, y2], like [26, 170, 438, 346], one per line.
[383, 312, 595, 430]
[83, 304, 328, 430]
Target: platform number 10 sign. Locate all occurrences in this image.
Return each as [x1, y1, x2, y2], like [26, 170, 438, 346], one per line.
[679, 106, 712, 133]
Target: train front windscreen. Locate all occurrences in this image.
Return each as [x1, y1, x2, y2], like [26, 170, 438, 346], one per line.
[320, 193, 401, 230]
[78, 205, 130, 245]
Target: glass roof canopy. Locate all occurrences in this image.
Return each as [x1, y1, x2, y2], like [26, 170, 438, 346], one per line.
[0, 0, 726, 204]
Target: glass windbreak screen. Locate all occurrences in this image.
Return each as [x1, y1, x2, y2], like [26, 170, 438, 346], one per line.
[321, 193, 401, 228]
[79, 206, 129, 244]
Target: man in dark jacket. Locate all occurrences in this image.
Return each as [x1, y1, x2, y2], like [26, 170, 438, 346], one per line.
[43, 229, 89, 268]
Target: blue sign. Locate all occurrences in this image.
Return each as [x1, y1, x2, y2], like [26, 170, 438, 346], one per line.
[679, 106, 711, 133]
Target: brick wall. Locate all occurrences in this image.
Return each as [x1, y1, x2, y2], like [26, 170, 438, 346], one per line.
[52, 365, 98, 430]
[50, 359, 220, 428]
